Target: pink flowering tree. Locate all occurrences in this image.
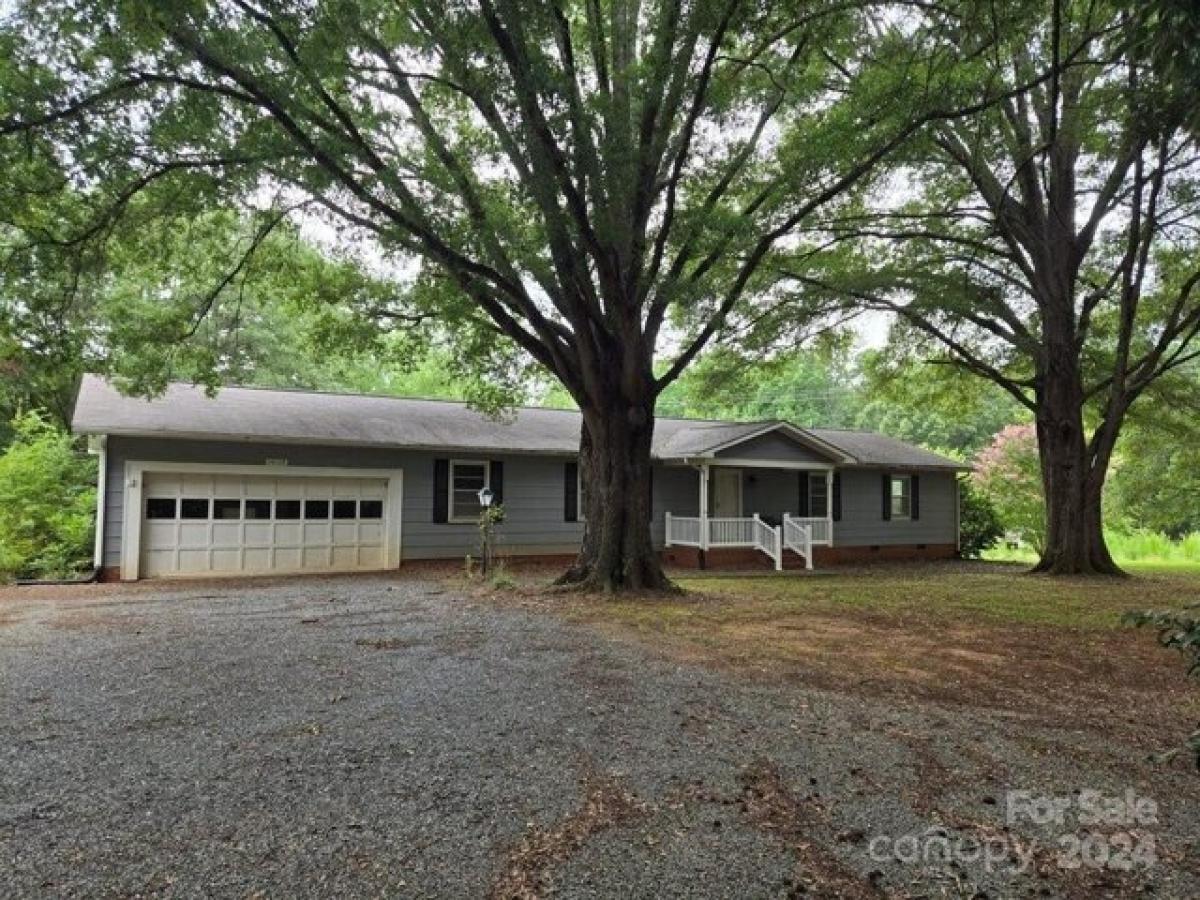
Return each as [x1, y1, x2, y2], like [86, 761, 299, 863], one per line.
[972, 425, 1045, 554]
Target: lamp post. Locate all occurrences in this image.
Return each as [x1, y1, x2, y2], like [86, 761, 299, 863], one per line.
[478, 486, 496, 577]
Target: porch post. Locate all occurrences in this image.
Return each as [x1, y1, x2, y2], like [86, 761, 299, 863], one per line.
[826, 468, 834, 547]
[699, 464, 710, 550]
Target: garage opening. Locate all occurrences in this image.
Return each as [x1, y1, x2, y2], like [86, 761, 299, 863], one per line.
[130, 467, 402, 579]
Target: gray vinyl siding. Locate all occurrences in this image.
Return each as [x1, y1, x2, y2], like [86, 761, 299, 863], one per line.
[714, 432, 831, 463]
[101, 437, 959, 571]
[652, 465, 699, 545]
[743, 469, 805, 522]
[102, 438, 710, 569]
[102, 437, 586, 567]
[832, 468, 957, 546]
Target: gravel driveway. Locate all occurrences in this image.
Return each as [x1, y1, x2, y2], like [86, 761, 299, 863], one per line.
[1, 575, 1197, 898]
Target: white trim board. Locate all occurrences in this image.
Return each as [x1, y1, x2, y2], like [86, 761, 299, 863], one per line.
[120, 461, 404, 581]
[699, 457, 835, 471]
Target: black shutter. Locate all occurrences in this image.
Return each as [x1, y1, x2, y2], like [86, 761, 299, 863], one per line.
[433, 459, 449, 523]
[797, 471, 810, 517]
[881, 472, 892, 520]
[564, 461, 578, 522]
[490, 460, 504, 505]
[832, 472, 842, 521]
[910, 474, 920, 521]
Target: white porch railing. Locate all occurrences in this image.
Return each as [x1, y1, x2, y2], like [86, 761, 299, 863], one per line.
[786, 516, 831, 545]
[707, 516, 756, 546]
[782, 515, 814, 570]
[665, 513, 783, 570]
[751, 515, 783, 571]
[663, 513, 703, 547]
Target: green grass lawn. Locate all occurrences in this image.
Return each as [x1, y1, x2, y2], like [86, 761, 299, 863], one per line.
[507, 559, 1200, 737]
[659, 560, 1200, 630]
[984, 538, 1200, 573]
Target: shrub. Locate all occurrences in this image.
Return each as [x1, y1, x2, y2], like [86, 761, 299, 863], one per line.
[0, 412, 96, 580]
[972, 424, 1045, 551]
[1124, 606, 1200, 769]
[958, 480, 1004, 558]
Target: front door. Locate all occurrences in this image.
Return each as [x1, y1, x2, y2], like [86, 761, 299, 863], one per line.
[711, 469, 742, 518]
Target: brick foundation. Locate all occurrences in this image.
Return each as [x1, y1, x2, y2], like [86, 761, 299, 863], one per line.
[661, 543, 958, 570]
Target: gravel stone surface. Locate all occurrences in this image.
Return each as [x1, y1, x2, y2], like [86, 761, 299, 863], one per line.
[1, 575, 1197, 898]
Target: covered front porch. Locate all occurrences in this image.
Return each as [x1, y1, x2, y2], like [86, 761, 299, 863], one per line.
[663, 461, 834, 570]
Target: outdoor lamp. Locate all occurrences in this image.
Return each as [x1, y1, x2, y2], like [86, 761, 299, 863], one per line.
[478, 486, 494, 508]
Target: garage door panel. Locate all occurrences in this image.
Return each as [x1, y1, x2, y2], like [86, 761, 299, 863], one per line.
[213, 475, 245, 496]
[276, 480, 303, 499]
[178, 523, 210, 549]
[332, 522, 359, 545]
[303, 522, 331, 543]
[274, 547, 302, 569]
[180, 473, 214, 494]
[306, 479, 334, 498]
[143, 549, 176, 575]
[243, 476, 275, 496]
[212, 548, 241, 570]
[244, 522, 272, 545]
[177, 549, 210, 574]
[303, 547, 331, 569]
[243, 547, 271, 570]
[274, 522, 302, 544]
[138, 471, 394, 578]
[143, 521, 177, 551]
[212, 522, 242, 546]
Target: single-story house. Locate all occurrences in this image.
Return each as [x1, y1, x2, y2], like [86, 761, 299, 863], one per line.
[71, 375, 968, 581]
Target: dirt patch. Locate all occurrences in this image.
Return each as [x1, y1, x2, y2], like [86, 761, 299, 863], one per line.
[489, 771, 649, 899]
[548, 598, 1199, 752]
[738, 758, 883, 899]
[883, 728, 1175, 900]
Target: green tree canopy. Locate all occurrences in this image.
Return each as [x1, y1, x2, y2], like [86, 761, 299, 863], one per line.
[0, 0, 997, 590]
[764, 0, 1200, 574]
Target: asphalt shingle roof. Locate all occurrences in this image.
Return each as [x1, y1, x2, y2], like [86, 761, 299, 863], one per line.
[71, 375, 965, 470]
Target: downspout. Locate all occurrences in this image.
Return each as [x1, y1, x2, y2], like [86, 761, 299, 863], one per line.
[90, 434, 107, 573]
[955, 472, 962, 556]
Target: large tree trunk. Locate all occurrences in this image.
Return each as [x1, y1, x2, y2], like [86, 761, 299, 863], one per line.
[1030, 349, 1123, 576]
[555, 392, 672, 593]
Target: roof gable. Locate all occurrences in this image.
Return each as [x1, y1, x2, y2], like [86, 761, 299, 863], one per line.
[712, 429, 842, 464]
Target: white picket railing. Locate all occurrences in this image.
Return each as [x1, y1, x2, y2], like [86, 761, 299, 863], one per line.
[752, 515, 783, 571]
[782, 514, 814, 570]
[664, 513, 703, 547]
[665, 513, 783, 570]
[707, 516, 756, 546]
[787, 516, 831, 545]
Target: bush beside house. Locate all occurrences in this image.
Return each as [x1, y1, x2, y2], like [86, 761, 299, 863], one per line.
[0, 412, 96, 580]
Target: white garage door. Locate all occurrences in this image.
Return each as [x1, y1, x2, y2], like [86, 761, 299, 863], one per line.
[139, 471, 390, 577]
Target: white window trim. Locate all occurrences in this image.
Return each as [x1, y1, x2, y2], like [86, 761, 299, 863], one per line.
[448, 459, 490, 523]
[890, 474, 912, 521]
[121, 461, 403, 581]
